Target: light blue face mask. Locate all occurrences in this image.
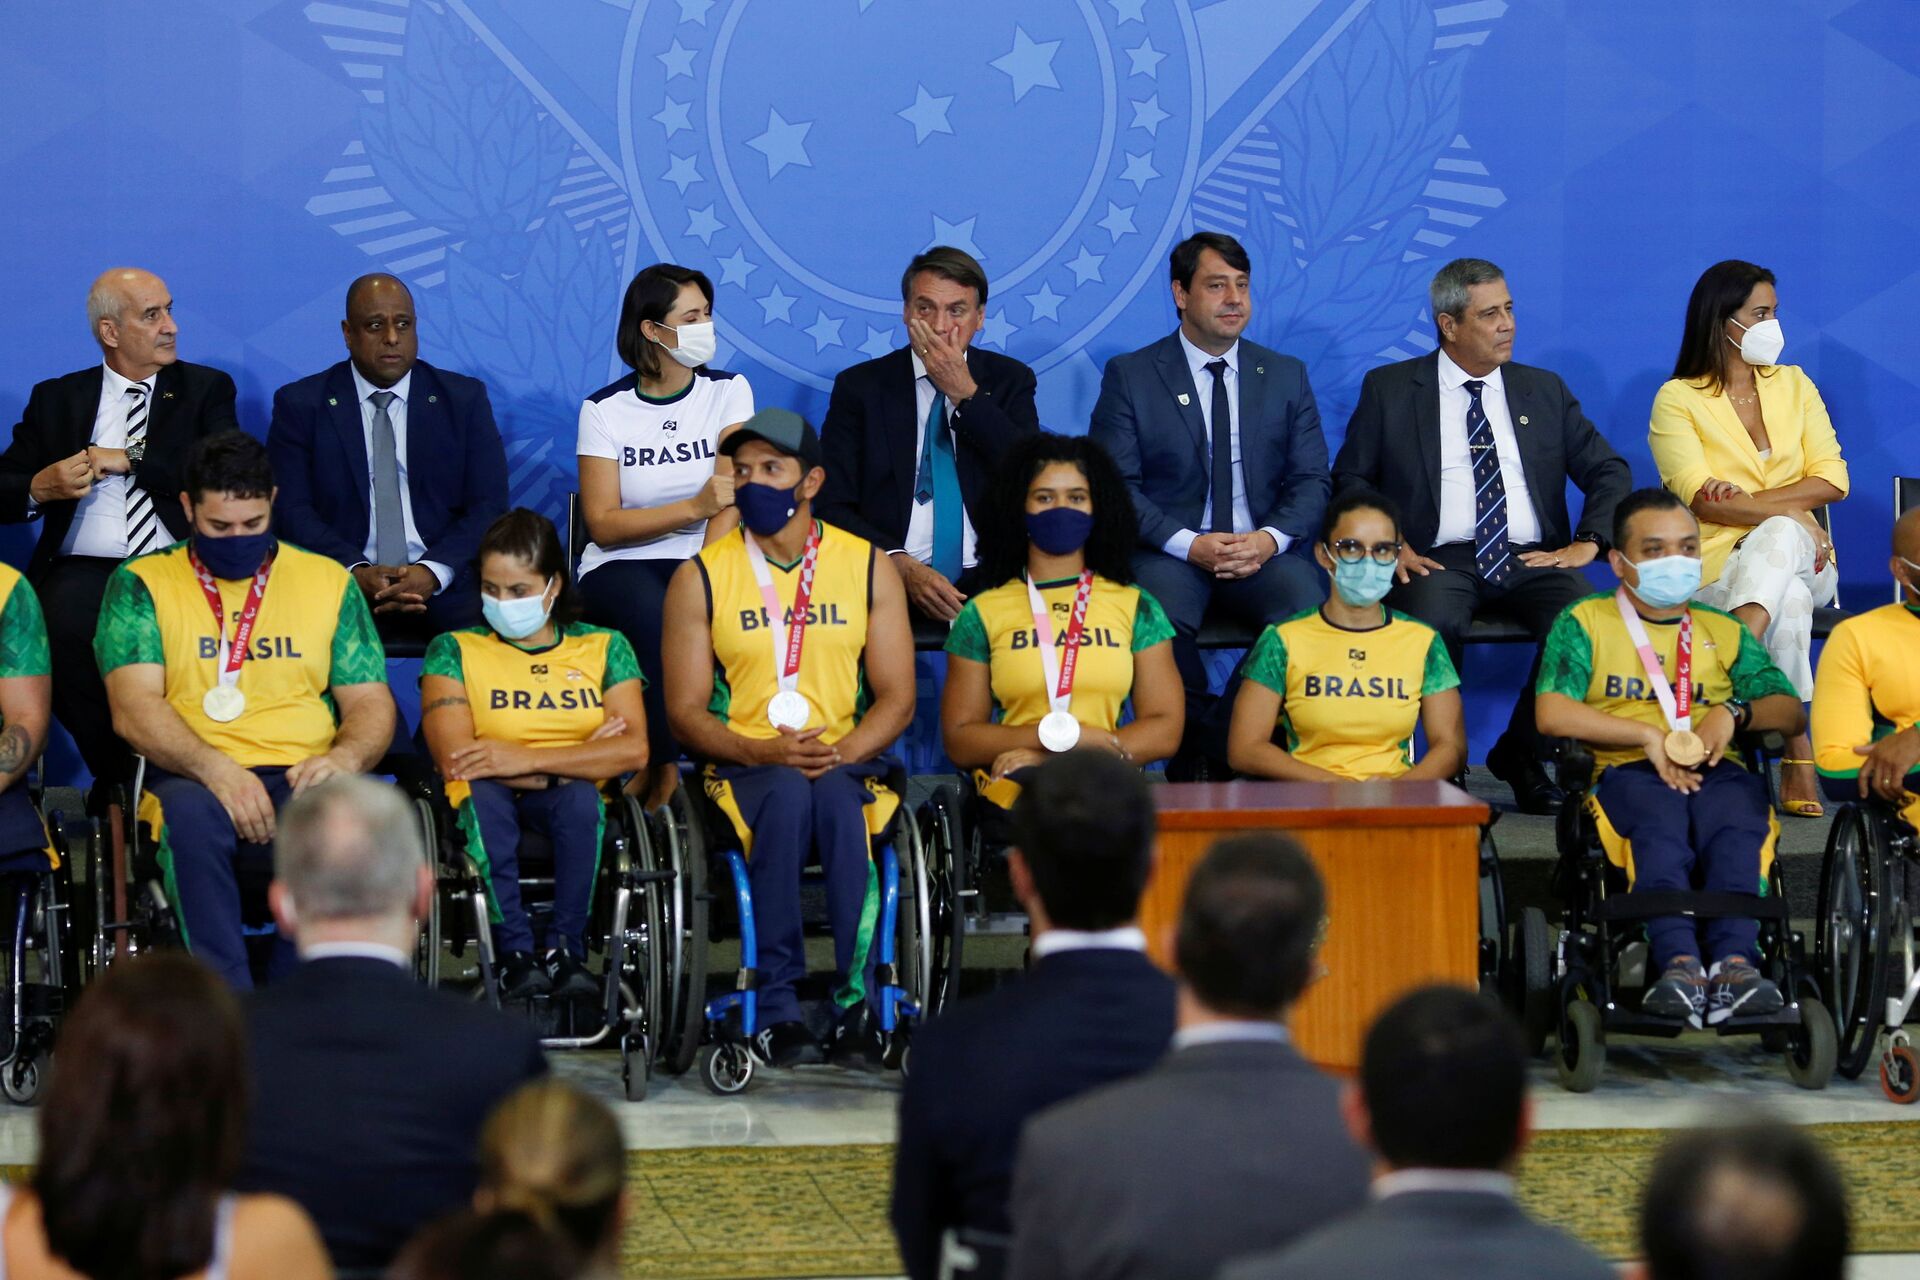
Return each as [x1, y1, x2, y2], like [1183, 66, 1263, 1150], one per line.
[1329, 556, 1396, 608]
[1628, 554, 1702, 609]
[483, 579, 554, 641]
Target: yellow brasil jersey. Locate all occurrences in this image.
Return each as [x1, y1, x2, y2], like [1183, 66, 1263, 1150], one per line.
[1812, 603, 1920, 827]
[1537, 593, 1796, 773]
[94, 541, 385, 768]
[424, 622, 643, 806]
[945, 574, 1174, 732]
[1244, 608, 1458, 781]
[696, 521, 874, 745]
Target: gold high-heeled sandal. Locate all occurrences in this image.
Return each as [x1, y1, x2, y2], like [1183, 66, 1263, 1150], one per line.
[1780, 758, 1824, 818]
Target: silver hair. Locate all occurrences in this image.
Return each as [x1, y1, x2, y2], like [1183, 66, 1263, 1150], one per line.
[1429, 257, 1505, 323]
[274, 776, 422, 922]
[86, 271, 135, 337]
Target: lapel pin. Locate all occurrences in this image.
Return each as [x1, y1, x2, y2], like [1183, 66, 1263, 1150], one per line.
[328, 397, 338, 406]
[1177, 393, 1190, 406]
[1518, 415, 1529, 425]
[428, 395, 437, 403]
[162, 391, 175, 400]
[1255, 365, 1264, 374]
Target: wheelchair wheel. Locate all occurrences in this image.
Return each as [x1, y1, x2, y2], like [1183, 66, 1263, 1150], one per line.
[1785, 996, 1838, 1090]
[1, 1051, 44, 1106]
[894, 801, 936, 1021]
[699, 1041, 754, 1095]
[621, 1029, 650, 1103]
[921, 783, 967, 1015]
[1556, 997, 1605, 1093]
[411, 798, 442, 988]
[612, 797, 665, 1077]
[657, 786, 711, 1077]
[1881, 1042, 1920, 1104]
[1507, 907, 1554, 1058]
[1478, 830, 1506, 995]
[1815, 804, 1891, 1079]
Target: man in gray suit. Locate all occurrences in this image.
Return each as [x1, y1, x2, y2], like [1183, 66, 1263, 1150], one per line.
[1006, 834, 1367, 1280]
[1222, 986, 1614, 1280]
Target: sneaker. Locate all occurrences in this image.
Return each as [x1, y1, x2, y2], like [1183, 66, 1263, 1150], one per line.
[544, 949, 599, 1001]
[1642, 955, 1708, 1026]
[753, 1020, 825, 1068]
[1707, 956, 1785, 1025]
[498, 950, 551, 1002]
[827, 1006, 884, 1071]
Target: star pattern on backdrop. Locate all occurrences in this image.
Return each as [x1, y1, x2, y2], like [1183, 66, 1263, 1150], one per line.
[757, 284, 797, 325]
[746, 108, 814, 178]
[859, 326, 895, 360]
[685, 204, 724, 245]
[676, 0, 714, 24]
[1126, 39, 1165, 78]
[1025, 283, 1065, 321]
[1131, 94, 1169, 135]
[978, 310, 1019, 349]
[657, 39, 697, 79]
[717, 248, 758, 287]
[990, 26, 1062, 101]
[654, 96, 692, 138]
[897, 84, 955, 144]
[1119, 151, 1160, 191]
[1066, 245, 1106, 285]
[1097, 201, 1137, 241]
[929, 213, 984, 258]
[1107, 0, 1147, 24]
[804, 309, 845, 352]
[662, 153, 703, 194]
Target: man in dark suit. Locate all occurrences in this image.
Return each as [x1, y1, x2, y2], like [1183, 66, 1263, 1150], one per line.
[0, 268, 239, 785]
[890, 754, 1175, 1280]
[267, 273, 508, 637]
[1007, 833, 1368, 1280]
[818, 246, 1039, 622]
[1091, 233, 1330, 768]
[1222, 986, 1614, 1280]
[1334, 258, 1631, 812]
[239, 775, 546, 1273]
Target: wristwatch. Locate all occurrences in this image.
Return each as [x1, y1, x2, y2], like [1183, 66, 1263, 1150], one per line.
[1725, 698, 1752, 732]
[1572, 532, 1605, 554]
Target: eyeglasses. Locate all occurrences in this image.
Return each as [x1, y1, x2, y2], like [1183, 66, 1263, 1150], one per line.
[1325, 539, 1403, 566]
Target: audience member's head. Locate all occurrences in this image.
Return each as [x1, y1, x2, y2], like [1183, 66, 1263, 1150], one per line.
[36, 953, 248, 1280]
[1637, 1120, 1849, 1280]
[342, 271, 418, 389]
[476, 1080, 626, 1268]
[1353, 986, 1529, 1172]
[1891, 505, 1920, 605]
[973, 431, 1139, 588]
[1174, 834, 1324, 1021]
[271, 775, 431, 954]
[388, 1210, 584, 1280]
[88, 267, 178, 375]
[1007, 752, 1155, 933]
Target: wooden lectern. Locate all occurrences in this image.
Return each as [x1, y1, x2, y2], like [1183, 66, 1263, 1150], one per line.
[1141, 780, 1490, 1072]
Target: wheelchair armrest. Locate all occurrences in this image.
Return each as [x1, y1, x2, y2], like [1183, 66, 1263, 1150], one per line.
[1549, 738, 1596, 798]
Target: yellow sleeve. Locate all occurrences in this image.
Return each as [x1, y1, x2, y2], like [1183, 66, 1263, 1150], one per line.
[1789, 367, 1849, 497]
[1811, 621, 1872, 779]
[1648, 380, 1714, 506]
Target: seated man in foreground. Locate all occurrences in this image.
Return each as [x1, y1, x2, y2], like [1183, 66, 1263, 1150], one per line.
[96, 431, 396, 988]
[1536, 487, 1803, 1026]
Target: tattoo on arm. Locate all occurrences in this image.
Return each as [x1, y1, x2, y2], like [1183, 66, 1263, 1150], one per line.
[0, 725, 32, 776]
[423, 696, 469, 713]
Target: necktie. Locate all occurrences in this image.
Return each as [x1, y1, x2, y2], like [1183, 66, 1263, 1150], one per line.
[369, 390, 407, 566]
[914, 390, 962, 581]
[122, 384, 164, 556]
[1464, 379, 1512, 586]
[1206, 359, 1233, 533]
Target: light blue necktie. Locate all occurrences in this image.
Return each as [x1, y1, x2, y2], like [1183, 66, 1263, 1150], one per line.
[914, 391, 962, 580]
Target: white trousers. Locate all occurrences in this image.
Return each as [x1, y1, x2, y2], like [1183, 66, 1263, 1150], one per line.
[1694, 515, 1837, 700]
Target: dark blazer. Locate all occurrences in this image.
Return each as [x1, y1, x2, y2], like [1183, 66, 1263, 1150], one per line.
[1219, 1188, 1616, 1280]
[1333, 351, 1631, 554]
[1007, 1039, 1369, 1280]
[817, 345, 1039, 553]
[267, 359, 509, 572]
[1090, 333, 1330, 552]
[237, 956, 547, 1273]
[0, 360, 239, 580]
[890, 948, 1176, 1280]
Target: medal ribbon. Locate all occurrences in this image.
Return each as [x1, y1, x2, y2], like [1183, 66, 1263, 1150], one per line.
[1025, 570, 1095, 715]
[743, 523, 821, 695]
[189, 547, 274, 694]
[1613, 587, 1691, 733]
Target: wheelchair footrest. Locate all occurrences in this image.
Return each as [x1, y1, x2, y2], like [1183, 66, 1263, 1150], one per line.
[1593, 891, 1789, 924]
[1603, 1003, 1807, 1039]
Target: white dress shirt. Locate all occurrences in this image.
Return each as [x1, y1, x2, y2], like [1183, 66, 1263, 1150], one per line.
[1373, 1168, 1516, 1202]
[1170, 1019, 1290, 1051]
[1029, 924, 1148, 961]
[901, 350, 979, 571]
[349, 365, 450, 589]
[1433, 349, 1541, 548]
[61, 363, 156, 559]
[1164, 331, 1290, 563]
[299, 940, 411, 967]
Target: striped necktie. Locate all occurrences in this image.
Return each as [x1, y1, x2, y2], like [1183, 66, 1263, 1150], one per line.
[1464, 379, 1512, 586]
[122, 383, 164, 557]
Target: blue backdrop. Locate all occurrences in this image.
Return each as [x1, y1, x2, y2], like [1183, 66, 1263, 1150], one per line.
[3, 0, 1914, 781]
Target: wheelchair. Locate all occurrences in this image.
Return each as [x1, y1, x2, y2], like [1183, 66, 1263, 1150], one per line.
[652, 758, 958, 1095]
[0, 772, 91, 1105]
[1507, 739, 1837, 1093]
[403, 771, 688, 1102]
[1813, 794, 1920, 1101]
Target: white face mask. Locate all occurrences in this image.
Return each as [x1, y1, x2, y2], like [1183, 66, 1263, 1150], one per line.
[1727, 315, 1784, 367]
[655, 319, 716, 368]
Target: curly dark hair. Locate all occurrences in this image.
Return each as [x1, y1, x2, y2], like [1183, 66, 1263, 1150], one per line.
[973, 432, 1138, 588]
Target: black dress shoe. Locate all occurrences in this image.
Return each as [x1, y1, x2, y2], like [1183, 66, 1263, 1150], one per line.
[1486, 741, 1566, 815]
[827, 1006, 884, 1071]
[753, 1020, 826, 1068]
[543, 949, 599, 1001]
[498, 950, 551, 1002]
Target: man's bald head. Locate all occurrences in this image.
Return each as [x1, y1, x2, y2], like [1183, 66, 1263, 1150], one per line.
[88, 268, 177, 378]
[345, 273, 412, 319]
[341, 274, 418, 389]
[1894, 507, 1920, 601]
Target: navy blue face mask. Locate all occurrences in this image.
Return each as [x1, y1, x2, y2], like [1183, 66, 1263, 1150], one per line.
[735, 482, 800, 537]
[194, 530, 276, 580]
[1026, 507, 1093, 556]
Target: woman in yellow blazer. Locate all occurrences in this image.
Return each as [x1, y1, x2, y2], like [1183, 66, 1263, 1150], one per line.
[1649, 259, 1849, 815]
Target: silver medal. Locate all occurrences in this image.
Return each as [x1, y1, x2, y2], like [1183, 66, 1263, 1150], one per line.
[767, 689, 811, 730]
[1038, 710, 1081, 753]
[202, 685, 246, 723]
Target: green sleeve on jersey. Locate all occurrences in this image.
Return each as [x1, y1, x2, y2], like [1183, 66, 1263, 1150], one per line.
[1243, 627, 1289, 696]
[93, 567, 162, 674]
[1421, 630, 1460, 696]
[1536, 609, 1594, 701]
[422, 631, 464, 682]
[1729, 626, 1797, 702]
[330, 582, 387, 686]
[945, 600, 990, 663]
[1131, 589, 1176, 653]
[0, 581, 50, 679]
[603, 630, 646, 690]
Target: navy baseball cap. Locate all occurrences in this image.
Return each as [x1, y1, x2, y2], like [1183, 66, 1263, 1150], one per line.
[720, 408, 822, 470]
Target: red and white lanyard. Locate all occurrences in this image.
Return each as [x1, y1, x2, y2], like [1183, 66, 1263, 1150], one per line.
[1613, 587, 1691, 731]
[742, 523, 822, 695]
[189, 547, 274, 696]
[1026, 570, 1095, 715]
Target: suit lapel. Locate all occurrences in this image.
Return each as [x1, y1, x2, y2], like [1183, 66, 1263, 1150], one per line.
[1497, 367, 1555, 515]
[1152, 336, 1208, 456]
[327, 363, 373, 533]
[884, 347, 920, 496]
[404, 362, 439, 509]
[1410, 352, 1443, 513]
[1236, 349, 1265, 501]
[68, 367, 106, 450]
